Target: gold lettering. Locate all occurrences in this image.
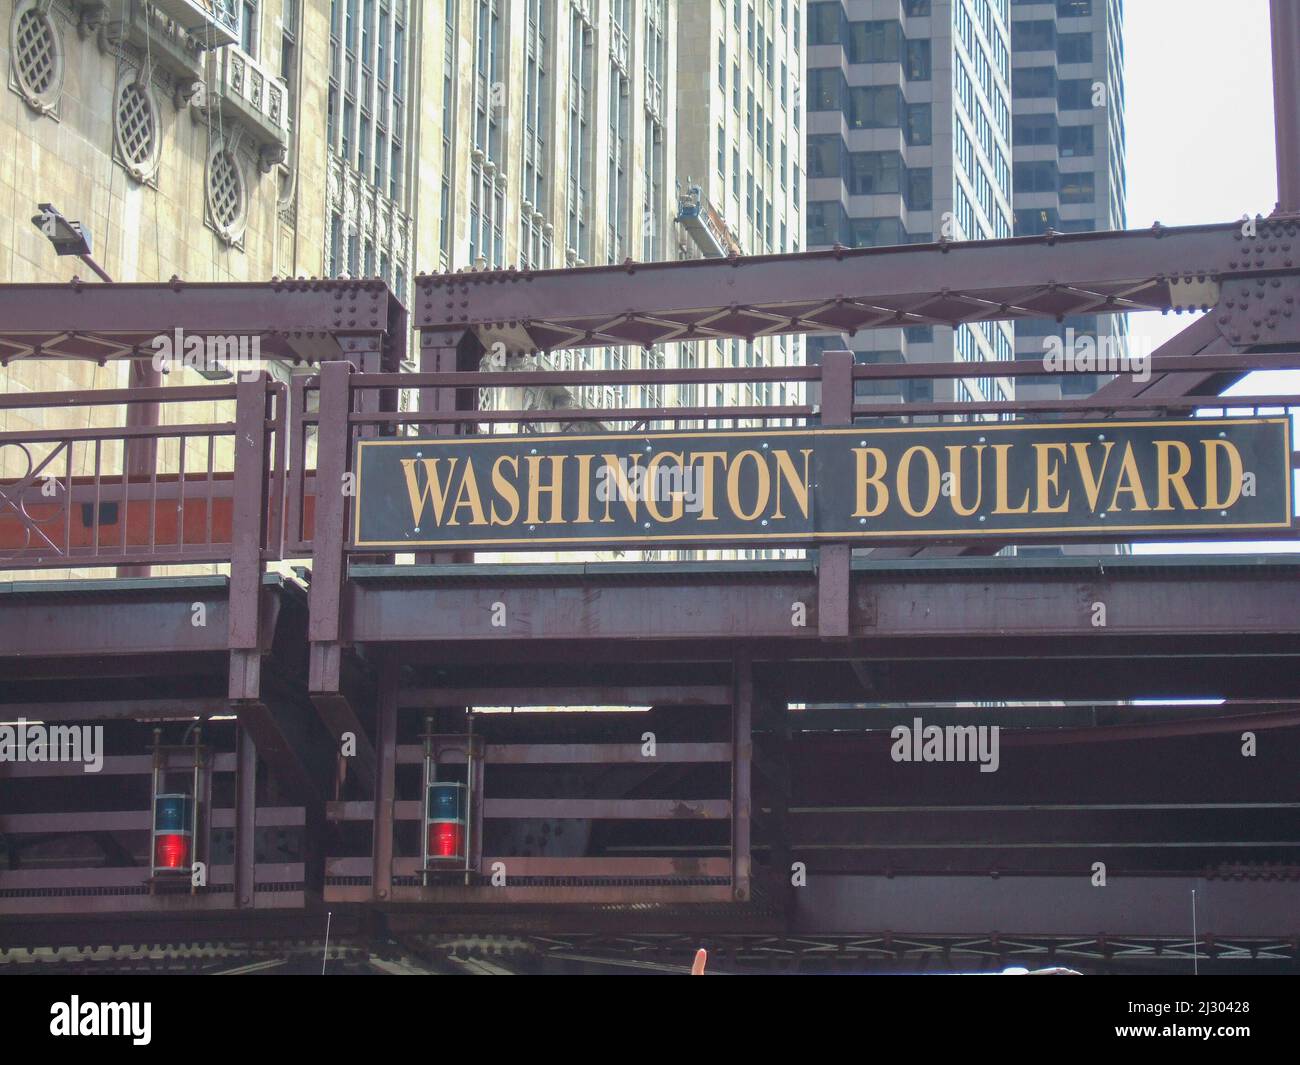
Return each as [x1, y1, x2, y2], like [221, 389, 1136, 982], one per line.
[400, 457, 459, 527]
[851, 447, 889, 518]
[1153, 440, 1196, 511]
[1032, 443, 1071, 514]
[448, 459, 487, 525]
[1203, 438, 1244, 510]
[574, 454, 594, 524]
[771, 449, 813, 520]
[644, 451, 685, 524]
[1070, 440, 1116, 512]
[599, 453, 642, 523]
[687, 452, 729, 521]
[1106, 442, 1152, 512]
[490, 456, 520, 527]
[897, 446, 941, 517]
[992, 444, 1031, 515]
[726, 450, 771, 522]
[525, 454, 566, 525]
[945, 444, 986, 517]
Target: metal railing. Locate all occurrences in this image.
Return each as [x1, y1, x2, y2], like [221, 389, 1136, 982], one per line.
[277, 349, 1300, 562]
[0, 376, 286, 570]
[3, 351, 1297, 573]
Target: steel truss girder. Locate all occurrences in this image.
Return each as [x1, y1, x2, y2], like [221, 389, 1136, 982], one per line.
[0, 279, 405, 368]
[414, 218, 1300, 352]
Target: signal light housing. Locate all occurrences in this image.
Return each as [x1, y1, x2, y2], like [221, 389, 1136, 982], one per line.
[425, 781, 467, 862]
[151, 792, 194, 875]
[147, 728, 209, 894]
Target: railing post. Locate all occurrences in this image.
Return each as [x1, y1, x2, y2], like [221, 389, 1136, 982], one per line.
[418, 328, 474, 564]
[118, 360, 163, 578]
[818, 350, 854, 639]
[228, 372, 269, 701]
[307, 360, 353, 696]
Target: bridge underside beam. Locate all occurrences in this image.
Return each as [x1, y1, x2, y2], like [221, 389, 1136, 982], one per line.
[792, 874, 1300, 941]
[344, 556, 1300, 645]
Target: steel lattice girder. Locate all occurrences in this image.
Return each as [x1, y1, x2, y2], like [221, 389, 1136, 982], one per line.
[0, 279, 406, 367]
[414, 217, 1300, 352]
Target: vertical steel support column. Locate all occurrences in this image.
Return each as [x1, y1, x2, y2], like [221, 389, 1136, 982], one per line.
[229, 374, 269, 701]
[818, 351, 854, 638]
[119, 360, 163, 578]
[731, 651, 753, 902]
[372, 657, 399, 902]
[421, 332, 457, 421]
[348, 335, 386, 427]
[418, 332, 464, 565]
[308, 361, 353, 695]
[234, 724, 257, 908]
[1271, 0, 1300, 212]
[418, 331, 461, 430]
[344, 335, 390, 565]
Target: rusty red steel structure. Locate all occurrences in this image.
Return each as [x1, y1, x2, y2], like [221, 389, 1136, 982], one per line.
[4, 0, 1300, 956]
[2, 280, 1299, 959]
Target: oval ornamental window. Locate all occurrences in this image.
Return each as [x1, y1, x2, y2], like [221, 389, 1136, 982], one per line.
[114, 79, 161, 183]
[206, 145, 248, 245]
[10, 3, 64, 115]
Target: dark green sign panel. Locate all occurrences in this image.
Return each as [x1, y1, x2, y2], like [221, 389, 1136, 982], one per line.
[352, 417, 1293, 549]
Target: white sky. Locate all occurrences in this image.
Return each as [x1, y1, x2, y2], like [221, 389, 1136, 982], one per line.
[1121, 0, 1297, 552]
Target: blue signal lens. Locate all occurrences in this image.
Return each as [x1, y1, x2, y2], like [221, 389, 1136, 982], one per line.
[154, 793, 191, 832]
[427, 782, 464, 823]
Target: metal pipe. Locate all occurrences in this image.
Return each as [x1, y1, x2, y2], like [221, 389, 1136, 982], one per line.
[149, 728, 161, 886]
[464, 715, 475, 887]
[191, 728, 201, 896]
[419, 716, 432, 886]
[1272, 0, 1300, 211]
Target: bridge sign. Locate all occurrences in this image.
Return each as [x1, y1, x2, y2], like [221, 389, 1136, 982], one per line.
[352, 417, 1293, 550]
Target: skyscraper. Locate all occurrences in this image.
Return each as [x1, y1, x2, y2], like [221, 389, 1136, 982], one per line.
[587, 0, 804, 562]
[803, 0, 1127, 561]
[1010, 0, 1127, 401]
[442, 0, 682, 428]
[673, 0, 806, 562]
[804, 0, 1128, 408]
[805, 0, 1017, 413]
